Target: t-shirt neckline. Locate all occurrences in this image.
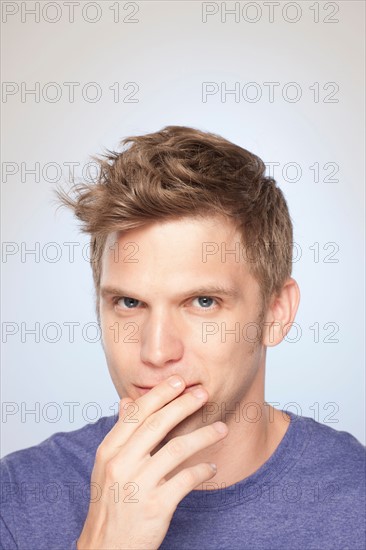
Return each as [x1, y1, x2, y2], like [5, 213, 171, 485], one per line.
[176, 409, 312, 510]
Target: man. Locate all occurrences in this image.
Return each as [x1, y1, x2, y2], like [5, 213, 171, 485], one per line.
[1, 126, 364, 549]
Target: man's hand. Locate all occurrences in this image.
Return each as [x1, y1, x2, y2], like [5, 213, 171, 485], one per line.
[76, 376, 228, 549]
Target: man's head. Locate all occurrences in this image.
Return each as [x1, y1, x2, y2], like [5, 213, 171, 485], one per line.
[56, 125, 294, 321]
[55, 126, 299, 434]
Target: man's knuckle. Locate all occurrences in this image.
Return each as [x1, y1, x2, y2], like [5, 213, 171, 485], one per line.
[105, 458, 120, 480]
[166, 437, 185, 458]
[95, 443, 107, 463]
[144, 414, 161, 432]
[178, 468, 197, 487]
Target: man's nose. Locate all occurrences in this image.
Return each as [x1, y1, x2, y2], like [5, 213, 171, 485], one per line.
[139, 309, 184, 368]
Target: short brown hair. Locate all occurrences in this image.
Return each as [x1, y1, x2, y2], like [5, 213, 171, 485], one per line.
[54, 125, 293, 321]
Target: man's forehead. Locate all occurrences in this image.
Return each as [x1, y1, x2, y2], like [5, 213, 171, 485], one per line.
[105, 216, 242, 247]
[100, 220, 254, 294]
[102, 231, 247, 273]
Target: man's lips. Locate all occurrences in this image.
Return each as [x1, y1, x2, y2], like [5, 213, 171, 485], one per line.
[134, 384, 200, 396]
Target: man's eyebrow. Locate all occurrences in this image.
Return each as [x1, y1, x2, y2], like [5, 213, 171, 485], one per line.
[181, 285, 241, 298]
[100, 284, 241, 299]
[100, 286, 126, 299]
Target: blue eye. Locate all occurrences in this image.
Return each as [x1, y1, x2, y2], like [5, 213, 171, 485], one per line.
[193, 296, 217, 309]
[112, 295, 219, 311]
[114, 297, 140, 309]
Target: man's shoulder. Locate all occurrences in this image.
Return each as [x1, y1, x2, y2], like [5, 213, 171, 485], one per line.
[300, 414, 365, 456]
[0, 414, 117, 482]
[291, 412, 365, 482]
[0, 416, 117, 548]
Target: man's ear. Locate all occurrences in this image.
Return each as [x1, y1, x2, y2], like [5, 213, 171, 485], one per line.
[262, 277, 300, 347]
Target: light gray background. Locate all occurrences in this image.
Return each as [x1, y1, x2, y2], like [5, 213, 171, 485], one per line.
[1, 0, 365, 457]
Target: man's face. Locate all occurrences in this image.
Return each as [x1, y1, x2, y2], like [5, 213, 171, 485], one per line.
[99, 215, 267, 439]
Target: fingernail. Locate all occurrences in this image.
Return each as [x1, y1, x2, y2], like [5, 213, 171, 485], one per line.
[168, 375, 183, 388]
[214, 422, 228, 434]
[191, 387, 207, 399]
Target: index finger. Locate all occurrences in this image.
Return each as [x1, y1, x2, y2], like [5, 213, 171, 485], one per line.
[101, 375, 188, 450]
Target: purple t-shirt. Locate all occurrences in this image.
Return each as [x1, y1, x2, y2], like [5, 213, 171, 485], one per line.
[1, 410, 365, 550]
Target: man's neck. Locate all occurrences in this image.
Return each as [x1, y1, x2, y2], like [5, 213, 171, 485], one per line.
[162, 404, 291, 490]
